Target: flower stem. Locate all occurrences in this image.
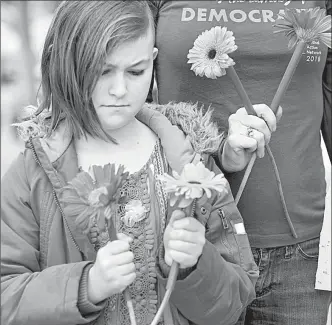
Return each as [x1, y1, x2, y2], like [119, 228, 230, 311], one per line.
[150, 199, 197, 325]
[226, 65, 297, 238]
[266, 146, 297, 238]
[234, 153, 256, 205]
[227, 66, 256, 116]
[124, 290, 137, 325]
[107, 224, 137, 325]
[270, 40, 306, 113]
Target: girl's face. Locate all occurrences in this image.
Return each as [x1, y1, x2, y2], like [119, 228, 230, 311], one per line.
[92, 29, 158, 133]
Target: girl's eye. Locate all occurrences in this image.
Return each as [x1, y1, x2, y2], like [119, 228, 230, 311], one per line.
[101, 69, 111, 76]
[129, 70, 144, 76]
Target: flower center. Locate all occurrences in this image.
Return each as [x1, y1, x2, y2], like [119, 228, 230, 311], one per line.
[88, 187, 108, 206]
[208, 49, 217, 59]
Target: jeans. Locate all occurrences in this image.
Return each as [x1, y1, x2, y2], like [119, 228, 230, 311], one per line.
[235, 237, 331, 325]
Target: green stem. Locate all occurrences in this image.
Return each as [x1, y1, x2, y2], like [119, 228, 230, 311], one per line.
[226, 65, 297, 238]
[227, 66, 256, 116]
[150, 199, 197, 325]
[234, 153, 256, 205]
[107, 222, 137, 325]
[270, 40, 306, 113]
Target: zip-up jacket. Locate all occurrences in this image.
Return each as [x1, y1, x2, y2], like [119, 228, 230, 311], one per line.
[1, 103, 258, 325]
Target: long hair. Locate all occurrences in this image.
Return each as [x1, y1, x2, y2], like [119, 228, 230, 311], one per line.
[37, 1, 155, 142]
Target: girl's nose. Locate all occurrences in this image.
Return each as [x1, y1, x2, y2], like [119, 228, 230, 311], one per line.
[108, 73, 127, 98]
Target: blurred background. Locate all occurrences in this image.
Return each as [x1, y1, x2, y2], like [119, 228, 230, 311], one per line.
[1, 1, 61, 176]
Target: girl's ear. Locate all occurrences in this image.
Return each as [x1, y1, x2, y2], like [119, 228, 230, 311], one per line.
[153, 47, 158, 60]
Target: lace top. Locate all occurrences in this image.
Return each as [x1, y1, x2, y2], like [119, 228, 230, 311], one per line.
[91, 140, 168, 325]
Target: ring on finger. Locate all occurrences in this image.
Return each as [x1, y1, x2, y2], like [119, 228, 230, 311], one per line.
[247, 126, 254, 138]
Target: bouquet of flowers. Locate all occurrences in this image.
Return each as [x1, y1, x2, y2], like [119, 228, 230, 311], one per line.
[187, 7, 331, 239]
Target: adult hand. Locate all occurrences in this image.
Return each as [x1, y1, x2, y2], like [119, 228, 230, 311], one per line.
[164, 210, 206, 269]
[221, 104, 282, 172]
[87, 233, 136, 304]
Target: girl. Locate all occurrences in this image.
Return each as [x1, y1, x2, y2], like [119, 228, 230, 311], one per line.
[1, 2, 258, 325]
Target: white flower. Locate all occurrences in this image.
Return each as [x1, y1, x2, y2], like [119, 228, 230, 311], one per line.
[122, 200, 147, 227]
[274, 7, 331, 49]
[187, 26, 238, 79]
[88, 186, 108, 206]
[159, 162, 228, 208]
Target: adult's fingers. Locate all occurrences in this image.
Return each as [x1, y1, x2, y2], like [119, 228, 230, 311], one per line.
[227, 133, 258, 153]
[252, 104, 277, 132]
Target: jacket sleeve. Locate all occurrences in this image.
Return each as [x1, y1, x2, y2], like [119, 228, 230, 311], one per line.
[157, 156, 259, 325]
[321, 0, 331, 162]
[1, 152, 101, 325]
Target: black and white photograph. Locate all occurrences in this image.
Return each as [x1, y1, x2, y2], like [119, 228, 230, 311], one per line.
[1, 1, 331, 324]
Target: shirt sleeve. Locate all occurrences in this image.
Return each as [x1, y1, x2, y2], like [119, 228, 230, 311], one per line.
[1, 152, 103, 325]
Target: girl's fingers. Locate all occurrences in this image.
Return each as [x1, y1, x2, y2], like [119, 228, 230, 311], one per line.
[104, 240, 130, 255]
[172, 217, 202, 232]
[111, 250, 134, 266]
[116, 262, 136, 276]
[169, 250, 196, 268]
[169, 210, 186, 225]
[168, 239, 198, 253]
[116, 232, 133, 243]
[120, 273, 136, 288]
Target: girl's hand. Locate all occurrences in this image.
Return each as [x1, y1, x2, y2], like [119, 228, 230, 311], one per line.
[163, 210, 206, 269]
[87, 233, 136, 304]
[221, 104, 282, 172]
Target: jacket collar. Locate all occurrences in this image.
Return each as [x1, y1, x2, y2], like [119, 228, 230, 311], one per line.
[32, 104, 199, 185]
[29, 105, 200, 260]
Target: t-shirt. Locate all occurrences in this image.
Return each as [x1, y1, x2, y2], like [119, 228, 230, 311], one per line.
[153, 0, 329, 248]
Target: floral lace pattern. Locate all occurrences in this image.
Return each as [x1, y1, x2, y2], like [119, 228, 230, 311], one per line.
[91, 141, 168, 325]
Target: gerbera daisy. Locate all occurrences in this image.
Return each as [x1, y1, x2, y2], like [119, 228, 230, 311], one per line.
[187, 26, 238, 79]
[122, 199, 147, 227]
[274, 7, 331, 49]
[62, 164, 128, 234]
[159, 162, 228, 208]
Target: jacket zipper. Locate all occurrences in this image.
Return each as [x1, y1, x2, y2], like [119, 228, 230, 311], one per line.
[218, 208, 229, 229]
[29, 138, 85, 260]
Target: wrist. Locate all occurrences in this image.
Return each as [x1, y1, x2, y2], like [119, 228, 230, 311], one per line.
[87, 265, 103, 304]
[78, 263, 106, 316]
